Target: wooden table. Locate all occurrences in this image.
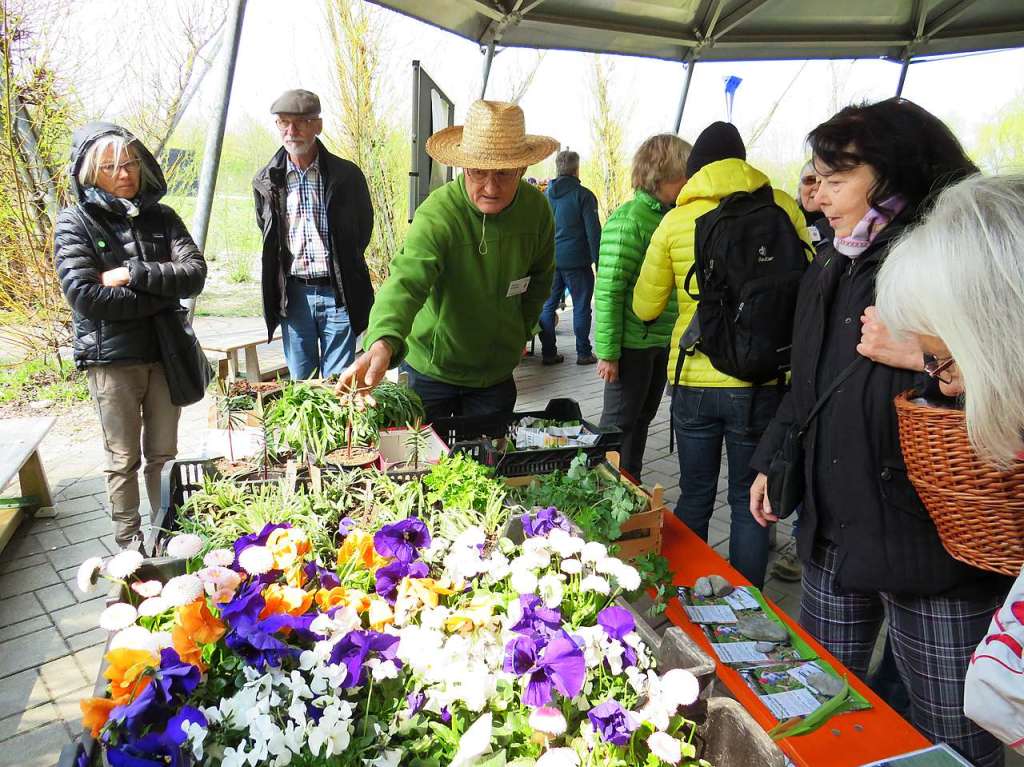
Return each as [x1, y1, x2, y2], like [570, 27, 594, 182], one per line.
[201, 328, 283, 383]
[660, 513, 931, 766]
[0, 416, 55, 553]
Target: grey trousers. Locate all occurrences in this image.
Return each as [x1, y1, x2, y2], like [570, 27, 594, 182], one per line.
[86, 363, 180, 548]
[598, 345, 669, 481]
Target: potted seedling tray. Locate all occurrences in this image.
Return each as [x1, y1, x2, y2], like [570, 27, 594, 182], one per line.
[377, 425, 450, 482]
[431, 398, 623, 477]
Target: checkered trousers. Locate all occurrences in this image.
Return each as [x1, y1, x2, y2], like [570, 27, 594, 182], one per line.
[800, 541, 1005, 767]
[285, 157, 331, 278]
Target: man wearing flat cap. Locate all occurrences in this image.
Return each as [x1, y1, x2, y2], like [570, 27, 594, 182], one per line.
[338, 100, 558, 420]
[253, 88, 374, 379]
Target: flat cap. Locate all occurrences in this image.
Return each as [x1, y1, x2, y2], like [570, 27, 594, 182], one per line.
[270, 89, 321, 116]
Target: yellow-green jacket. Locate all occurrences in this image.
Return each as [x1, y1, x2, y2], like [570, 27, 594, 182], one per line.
[632, 158, 811, 387]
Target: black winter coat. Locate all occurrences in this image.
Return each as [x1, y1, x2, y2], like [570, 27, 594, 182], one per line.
[54, 123, 207, 368]
[751, 212, 1007, 598]
[253, 142, 374, 342]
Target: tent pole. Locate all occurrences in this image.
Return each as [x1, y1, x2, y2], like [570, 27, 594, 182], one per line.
[895, 57, 911, 97]
[188, 0, 246, 319]
[673, 57, 696, 133]
[480, 40, 496, 99]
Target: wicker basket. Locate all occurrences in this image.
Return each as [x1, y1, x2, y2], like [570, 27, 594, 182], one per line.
[894, 390, 1024, 576]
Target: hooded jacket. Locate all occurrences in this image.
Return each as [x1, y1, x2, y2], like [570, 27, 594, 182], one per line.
[363, 175, 555, 388]
[53, 122, 207, 368]
[252, 141, 374, 342]
[546, 175, 601, 270]
[632, 158, 810, 385]
[593, 189, 677, 360]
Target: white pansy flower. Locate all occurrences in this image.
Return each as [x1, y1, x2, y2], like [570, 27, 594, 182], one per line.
[76, 557, 105, 594]
[451, 712, 492, 767]
[166, 533, 203, 559]
[99, 602, 138, 632]
[648, 731, 682, 764]
[106, 549, 144, 579]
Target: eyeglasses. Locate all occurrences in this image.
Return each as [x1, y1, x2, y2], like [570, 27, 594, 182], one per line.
[924, 354, 956, 384]
[98, 159, 141, 175]
[275, 117, 317, 131]
[464, 169, 519, 183]
[800, 175, 819, 186]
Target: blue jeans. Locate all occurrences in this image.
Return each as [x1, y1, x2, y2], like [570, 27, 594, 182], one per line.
[400, 363, 517, 422]
[281, 278, 356, 379]
[672, 385, 782, 587]
[539, 267, 594, 357]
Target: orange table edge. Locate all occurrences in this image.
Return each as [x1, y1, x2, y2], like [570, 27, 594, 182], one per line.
[659, 512, 930, 767]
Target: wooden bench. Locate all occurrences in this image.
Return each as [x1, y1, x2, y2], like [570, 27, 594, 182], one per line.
[201, 328, 285, 384]
[0, 416, 55, 554]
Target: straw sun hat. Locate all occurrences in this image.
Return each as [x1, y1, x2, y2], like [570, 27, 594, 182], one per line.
[426, 100, 559, 170]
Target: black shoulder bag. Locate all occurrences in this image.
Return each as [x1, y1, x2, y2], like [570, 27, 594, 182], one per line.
[767, 357, 864, 519]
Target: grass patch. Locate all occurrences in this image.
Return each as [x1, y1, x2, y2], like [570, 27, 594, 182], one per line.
[0, 357, 89, 405]
[225, 252, 254, 284]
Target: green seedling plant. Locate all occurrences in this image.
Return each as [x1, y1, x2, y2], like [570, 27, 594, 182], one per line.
[402, 418, 432, 471]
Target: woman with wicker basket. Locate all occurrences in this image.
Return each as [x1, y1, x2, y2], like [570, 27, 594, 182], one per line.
[748, 99, 1010, 767]
[876, 173, 1024, 756]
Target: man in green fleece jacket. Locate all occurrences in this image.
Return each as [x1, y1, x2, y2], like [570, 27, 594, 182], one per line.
[338, 100, 559, 420]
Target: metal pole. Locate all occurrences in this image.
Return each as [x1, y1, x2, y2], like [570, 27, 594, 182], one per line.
[191, 0, 246, 255]
[895, 57, 911, 97]
[479, 39, 496, 99]
[8, 90, 58, 219]
[673, 57, 696, 134]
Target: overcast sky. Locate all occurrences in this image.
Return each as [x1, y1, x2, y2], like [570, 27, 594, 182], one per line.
[63, 0, 1024, 171]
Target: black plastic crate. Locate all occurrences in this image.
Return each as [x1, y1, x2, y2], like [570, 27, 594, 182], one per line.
[146, 458, 214, 557]
[432, 398, 622, 477]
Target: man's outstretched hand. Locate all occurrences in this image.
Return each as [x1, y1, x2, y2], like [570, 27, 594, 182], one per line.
[336, 339, 393, 395]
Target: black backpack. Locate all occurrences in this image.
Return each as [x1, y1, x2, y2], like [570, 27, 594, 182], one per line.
[675, 185, 809, 386]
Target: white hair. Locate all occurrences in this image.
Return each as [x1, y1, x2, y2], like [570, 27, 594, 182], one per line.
[77, 135, 159, 193]
[876, 173, 1024, 465]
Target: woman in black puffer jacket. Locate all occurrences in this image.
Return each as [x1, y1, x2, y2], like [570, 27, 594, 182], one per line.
[54, 122, 206, 549]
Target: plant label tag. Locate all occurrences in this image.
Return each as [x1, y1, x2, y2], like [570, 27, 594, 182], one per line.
[506, 276, 530, 297]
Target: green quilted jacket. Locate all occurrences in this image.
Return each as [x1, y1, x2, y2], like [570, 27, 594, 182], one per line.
[594, 189, 677, 360]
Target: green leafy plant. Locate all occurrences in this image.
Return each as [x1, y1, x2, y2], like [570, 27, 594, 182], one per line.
[263, 383, 349, 465]
[369, 380, 424, 429]
[402, 418, 431, 471]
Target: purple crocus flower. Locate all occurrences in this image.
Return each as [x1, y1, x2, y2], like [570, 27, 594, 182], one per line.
[328, 629, 402, 688]
[521, 506, 571, 538]
[503, 629, 586, 707]
[510, 594, 563, 640]
[597, 605, 638, 668]
[374, 518, 431, 562]
[374, 559, 429, 603]
[303, 559, 341, 590]
[588, 699, 635, 746]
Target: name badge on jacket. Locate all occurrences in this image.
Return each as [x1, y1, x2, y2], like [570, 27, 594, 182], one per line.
[506, 276, 531, 297]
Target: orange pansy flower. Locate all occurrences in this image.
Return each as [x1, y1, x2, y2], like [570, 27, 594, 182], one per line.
[103, 648, 158, 703]
[176, 598, 227, 645]
[337, 529, 386, 571]
[80, 696, 117, 737]
[316, 586, 372, 614]
[172, 625, 207, 671]
[260, 584, 314, 619]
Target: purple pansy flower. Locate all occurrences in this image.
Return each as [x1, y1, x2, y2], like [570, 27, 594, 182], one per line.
[374, 559, 429, 603]
[337, 517, 356, 541]
[510, 594, 563, 640]
[328, 629, 402, 688]
[373, 518, 431, 562]
[521, 506, 571, 538]
[440, 706, 452, 724]
[303, 559, 341, 590]
[406, 691, 426, 716]
[220, 582, 304, 669]
[588, 699, 635, 746]
[503, 629, 586, 707]
[597, 605, 638, 668]
[162, 705, 207, 747]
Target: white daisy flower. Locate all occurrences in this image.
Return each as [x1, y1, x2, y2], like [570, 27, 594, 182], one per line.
[614, 563, 642, 592]
[648, 732, 681, 764]
[166, 533, 204, 559]
[538, 573, 565, 609]
[580, 541, 607, 565]
[76, 557, 105, 594]
[110, 625, 161, 654]
[529, 706, 567, 736]
[106, 549, 144, 580]
[203, 548, 235, 567]
[580, 574, 610, 595]
[510, 569, 538, 595]
[99, 602, 138, 632]
[238, 545, 275, 575]
[162, 574, 204, 606]
[137, 596, 172, 617]
[131, 580, 163, 598]
[560, 558, 583, 576]
[152, 630, 173, 649]
[535, 748, 580, 767]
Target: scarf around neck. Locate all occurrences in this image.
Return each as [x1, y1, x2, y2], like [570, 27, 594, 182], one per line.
[833, 195, 907, 257]
[83, 186, 141, 218]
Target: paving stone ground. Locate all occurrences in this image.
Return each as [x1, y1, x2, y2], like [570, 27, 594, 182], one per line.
[0, 316, 1016, 766]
